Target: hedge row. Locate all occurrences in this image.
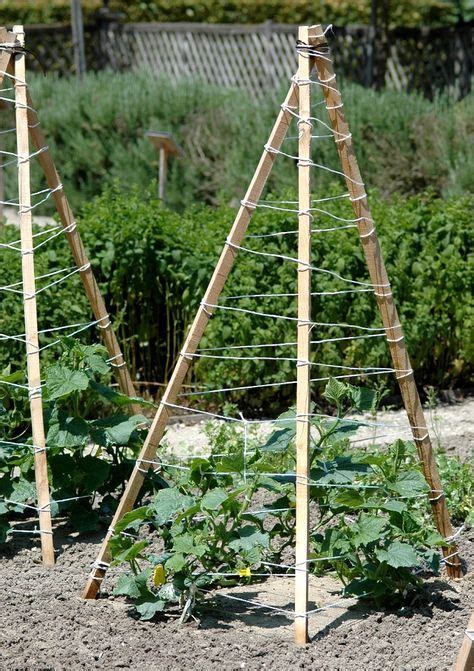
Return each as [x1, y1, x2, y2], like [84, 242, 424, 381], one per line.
[5, 71, 472, 216]
[0, 186, 472, 412]
[4, 0, 471, 26]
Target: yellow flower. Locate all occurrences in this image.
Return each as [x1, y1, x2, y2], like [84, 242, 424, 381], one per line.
[153, 564, 166, 586]
[238, 567, 251, 578]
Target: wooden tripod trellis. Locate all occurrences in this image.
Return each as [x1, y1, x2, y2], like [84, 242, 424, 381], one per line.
[84, 23, 462, 644]
[0, 24, 137, 565]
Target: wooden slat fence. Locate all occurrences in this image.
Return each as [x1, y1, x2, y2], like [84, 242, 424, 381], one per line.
[23, 20, 473, 99]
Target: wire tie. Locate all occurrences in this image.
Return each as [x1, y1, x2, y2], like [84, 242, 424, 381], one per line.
[349, 193, 367, 202]
[200, 302, 214, 318]
[298, 209, 314, 220]
[110, 360, 126, 369]
[334, 132, 352, 143]
[395, 369, 413, 380]
[375, 290, 393, 299]
[413, 433, 429, 442]
[64, 221, 77, 233]
[445, 525, 465, 543]
[296, 359, 310, 367]
[92, 560, 110, 571]
[297, 158, 313, 167]
[240, 198, 257, 210]
[297, 116, 313, 129]
[180, 350, 193, 362]
[360, 227, 376, 238]
[28, 386, 42, 399]
[326, 102, 344, 110]
[442, 552, 460, 567]
[97, 314, 111, 330]
[264, 143, 278, 155]
[319, 72, 336, 83]
[78, 262, 91, 273]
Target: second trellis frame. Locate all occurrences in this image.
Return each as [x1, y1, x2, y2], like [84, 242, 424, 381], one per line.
[0, 25, 137, 564]
[83, 24, 462, 643]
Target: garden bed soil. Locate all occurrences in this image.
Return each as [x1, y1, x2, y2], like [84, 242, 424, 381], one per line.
[0, 399, 472, 670]
[0, 528, 472, 670]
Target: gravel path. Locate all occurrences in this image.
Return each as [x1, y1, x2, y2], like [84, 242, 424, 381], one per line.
[164, 398, 474, 461]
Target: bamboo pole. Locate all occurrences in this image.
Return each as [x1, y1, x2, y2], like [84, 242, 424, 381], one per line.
[454, 612, 474, 671]
[294, 24, 314, 646]
[310, 25, 461, 578]
[13, 25, 55, 566]
[24, 93, 138, 409]
[83, 79, 300, 599]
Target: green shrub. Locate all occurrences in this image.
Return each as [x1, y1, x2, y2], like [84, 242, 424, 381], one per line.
[0, 186, 471, 411]
[4, 0, 470, 26]
[5, 72, 471, 215]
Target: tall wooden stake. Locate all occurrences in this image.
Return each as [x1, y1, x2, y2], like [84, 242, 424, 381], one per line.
[84, 24, 461, 599]
[294, 25, 314, 646]
[310, 25, 461, 578]
[14, 25, 55, 566]
[455, 612, 474, 671]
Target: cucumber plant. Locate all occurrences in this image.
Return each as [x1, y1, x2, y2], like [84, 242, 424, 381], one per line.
[109, 379, 455, 621]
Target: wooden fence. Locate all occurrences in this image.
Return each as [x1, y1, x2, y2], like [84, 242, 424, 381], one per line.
[24, 20, 473, 99]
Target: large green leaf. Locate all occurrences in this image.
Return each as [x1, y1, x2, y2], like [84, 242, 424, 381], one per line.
[351, 513, 387, 547]
[114, 569, 151, 598]
[260, 426, 295, 453]
[347, 385, 377, 412]
[323, 378, 348, 407]
[46, 409, 89, 448]
[376, 541, 420, 568]
[135, 594, 166, 620]
[151, 487, 195, 526]
[390, 470, 428, 497]
[89, 380, 154, 408]
[45, 365, 89, 400]
[172, 533, 207, 558]
[228, 525, 269, 552]
[90, 414, 148, 446]
[114, 506, 149, 533]
[69, 505, 100, 532]
[201, 488, 228, 510]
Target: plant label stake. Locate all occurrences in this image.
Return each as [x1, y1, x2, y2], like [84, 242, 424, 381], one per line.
[83, 23, 461, 640]
[145, 131, 183, 202]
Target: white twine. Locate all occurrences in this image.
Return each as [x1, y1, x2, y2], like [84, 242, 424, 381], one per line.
[180, 369, 410, 398]
[264, 141, 364, 186]
[220, 288, 373, 300]
[200, 301, 389, 331]
[225, 240, 387, 288]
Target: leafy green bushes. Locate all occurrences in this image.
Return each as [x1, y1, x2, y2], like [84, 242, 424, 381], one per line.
[13, 72, 473, 214]
[0, 340, 158, 541]
[0, 186, 471, 410]
[5, 0, 471, 26]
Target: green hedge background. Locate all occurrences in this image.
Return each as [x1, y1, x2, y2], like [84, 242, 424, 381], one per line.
[2, 72, 471, 216]
[5, 1, 473, 26]
[0, 186, 471, 412]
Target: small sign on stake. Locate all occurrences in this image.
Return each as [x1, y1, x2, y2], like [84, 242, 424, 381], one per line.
[145, 131, 184, 202]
